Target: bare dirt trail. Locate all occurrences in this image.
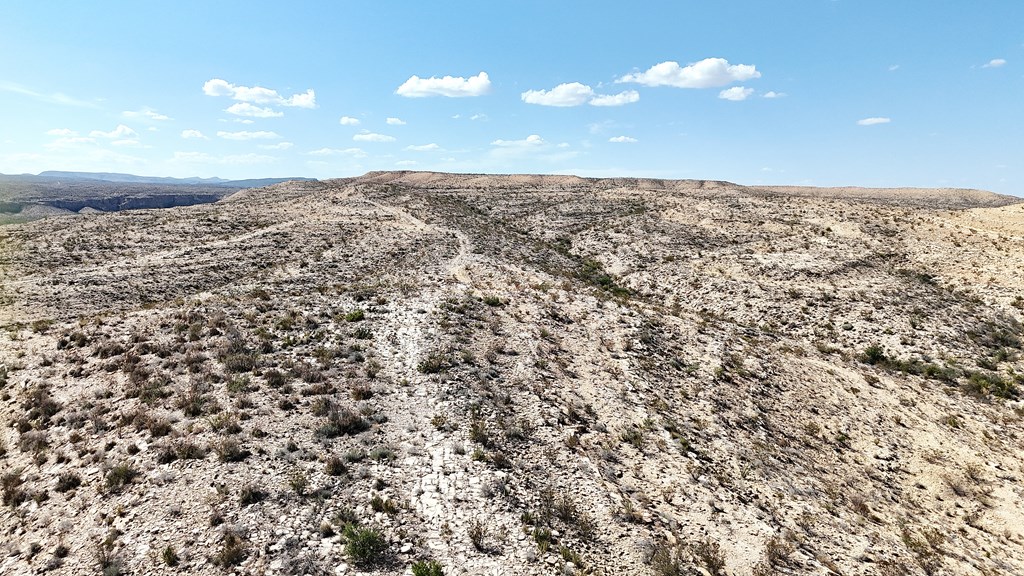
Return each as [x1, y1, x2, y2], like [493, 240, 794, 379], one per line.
[360, 196, 474, 285]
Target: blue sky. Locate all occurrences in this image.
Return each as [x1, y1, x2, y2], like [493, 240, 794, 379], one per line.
[1, 1, 1021, 194]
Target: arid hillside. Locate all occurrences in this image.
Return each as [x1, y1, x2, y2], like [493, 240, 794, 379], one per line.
[0, 172, 1023, 576]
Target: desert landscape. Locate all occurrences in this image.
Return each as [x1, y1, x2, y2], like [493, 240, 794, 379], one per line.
[1, 171, 1023, 576]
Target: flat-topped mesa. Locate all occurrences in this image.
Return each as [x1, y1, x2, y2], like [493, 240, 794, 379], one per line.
[338, 171, 1021, 209]
[751, 184, 1022, 209]
[337, 170, 739, 192]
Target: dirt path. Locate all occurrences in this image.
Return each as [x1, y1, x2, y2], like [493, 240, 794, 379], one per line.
[360, 196, 473, 285]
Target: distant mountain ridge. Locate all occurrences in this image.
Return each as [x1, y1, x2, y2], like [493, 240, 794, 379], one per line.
[0, 171, 319, 223]
[10, 171, 315, 188]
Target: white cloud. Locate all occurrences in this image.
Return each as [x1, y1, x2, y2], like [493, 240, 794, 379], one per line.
[395, 160, 417, 167]
[46, 128, 77, 136]
[470, 113, 488, 121]
[762, 91, 786, 99]
[339, 116, 361, 126]
[216, 130, 280, 140]
[90, 124, 138, 139]
[491, 134, 544, 147]
[718, 86, 754, 101]
[983, 58, 1007, 68]
[617, 58, 760, 88]
[202, 78, 316, 108]
[308, 147, 366, 158]
[522, 83, 640, 107]
[353, 132, 396, 143]
[386, 117, 406, 125]
[396, 71, 491, 97]
[181, 129, 208, 139]
[888, 64, 901, 72]
[589, 90, 640, 107]
[122, 108, 171, 121]
[286, 90, 316, 108]
[405, 143, 440, 151]
[609, 136, 637, 143]
[259, 142, 293, 150]
[857, 117, 891, 126]
[522, 82, 594, 107]
[111, 139, 142, 147]
[225, 102, 284, 118]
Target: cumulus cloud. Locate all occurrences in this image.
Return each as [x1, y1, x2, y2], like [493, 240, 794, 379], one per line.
[46, 128, 77, 136]
[111, 139, 142, 147]
[259, 142, 293, 150]
[386, 117, 406, 125]
[609, 136, 637, 143]
[762, 91, 786, 98]
[521, 83, 640, 107]
[202, 78, 316, 109]
[617, 58, 760, 88]
[181, 130, 207, 139]
[339, 116, 361, 126]
[225, 102, 284, 118]
[718, 86, 754, 101]
[983, 58, 1007, 68]
[216, 130, 280, 140]
[589, 90, 640, 106]
[857, 117, 891, 126]
[491, 134, 544, 147]
[396, 71, 491, 97]
[90, 125, 138, 139]
[405, 143, 440, 151]
[122, 108, 171, 121]
[353, 132, 396, 143]
[522, 83, 594, 107]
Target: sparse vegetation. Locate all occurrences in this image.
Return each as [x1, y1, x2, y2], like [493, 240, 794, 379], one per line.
[342, 524, 388, 566]
[2, 172, 1023, 576]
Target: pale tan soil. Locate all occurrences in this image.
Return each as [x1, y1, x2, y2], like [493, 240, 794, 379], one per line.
[0, 173, 1022, 576]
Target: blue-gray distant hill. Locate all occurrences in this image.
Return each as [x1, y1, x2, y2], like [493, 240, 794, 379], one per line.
[0, 171, 317, 223]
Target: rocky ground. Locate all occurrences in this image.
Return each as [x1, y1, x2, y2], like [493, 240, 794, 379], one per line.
[0, 171, 1023, 576]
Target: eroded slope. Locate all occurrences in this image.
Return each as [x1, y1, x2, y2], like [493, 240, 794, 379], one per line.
[0, 174, 1022, 576]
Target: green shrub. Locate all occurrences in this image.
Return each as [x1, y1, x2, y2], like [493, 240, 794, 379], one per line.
[417, 351, 449, 374]
[325, 455, 347, 476]
[105, 463, 140, 493]
[317, 408, 370, 438]
[222, 353, 259, 373]
[370, 495, 399, 514]
[288, 470, 309, 496]
[342, 524, 388, 566]
[238, 484, 265, 506]
[344, 309, 365, 322]
[162, 545, 179, 566]
[212, 531, 247, 567]
[55, 472, 82, 492]
[215, 438, 250, 462]
[859, 344, 887, 366]
[411, 559, 444, 576]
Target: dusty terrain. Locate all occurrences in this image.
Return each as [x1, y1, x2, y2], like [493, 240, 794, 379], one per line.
[0, 171, 1023, 576]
